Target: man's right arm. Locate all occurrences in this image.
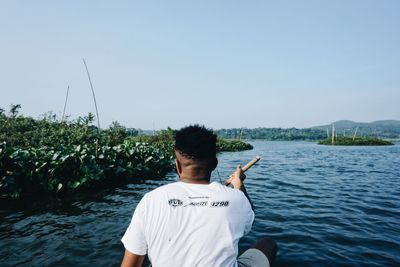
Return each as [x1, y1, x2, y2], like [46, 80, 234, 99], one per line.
[230, 165, 254, 211]
[121, 197, 148, 267]
[121, 250, 145, 267]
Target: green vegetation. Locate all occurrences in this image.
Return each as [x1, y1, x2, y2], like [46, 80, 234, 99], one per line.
[129, 128, 176, 156]
[129, 128, 253, 153]
[0, 141, 172, 199]
[0, 105, 173, 199]
[0, 105, 252, 199]
[318, 136, 394, 146]
[216, 128, 326, 141]
[216, 138, 253, 151]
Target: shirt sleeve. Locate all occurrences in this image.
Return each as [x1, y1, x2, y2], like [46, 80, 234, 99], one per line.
[242, 193, 255, 235]
[121, 196, 148, 255]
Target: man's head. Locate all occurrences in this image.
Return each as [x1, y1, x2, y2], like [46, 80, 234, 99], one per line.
[174, 125, 218, 183]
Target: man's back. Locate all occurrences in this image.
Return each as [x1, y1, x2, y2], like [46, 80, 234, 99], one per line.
[122, 181, 254, 267]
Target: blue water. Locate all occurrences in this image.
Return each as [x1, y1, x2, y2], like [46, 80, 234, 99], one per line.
[1, 141, 399, 266]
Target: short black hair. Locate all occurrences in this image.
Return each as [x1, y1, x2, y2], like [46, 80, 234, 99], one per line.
[174, 125, 217, 159]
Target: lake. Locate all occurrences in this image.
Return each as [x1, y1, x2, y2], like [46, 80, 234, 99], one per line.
[1, 141, 399, 266]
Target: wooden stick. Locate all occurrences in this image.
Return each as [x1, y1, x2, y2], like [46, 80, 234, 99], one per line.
[224, 156, 261, 186]
[82, 58, 101, 132]
[62, 85, 70, 122]
[241, 156, 261, 172]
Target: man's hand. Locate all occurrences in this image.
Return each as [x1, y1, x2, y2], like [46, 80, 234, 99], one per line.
[226, 165, 246, 190]
[225, 165, 254, 211]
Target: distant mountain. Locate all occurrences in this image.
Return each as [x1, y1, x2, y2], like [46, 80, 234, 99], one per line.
[312, 120, 400, 139]
[370, 120, 400, 126]
[313, 120, 400, 128]
[215, 120, 400, 140]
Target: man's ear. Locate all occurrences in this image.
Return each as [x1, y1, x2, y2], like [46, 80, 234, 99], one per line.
[175, 159, 182, 176]
[210, 157, 218, 171]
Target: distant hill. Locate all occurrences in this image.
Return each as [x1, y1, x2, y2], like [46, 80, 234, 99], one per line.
[216, 120, 400, 140]
[134, 120, 400, 141]
[370, 120, 400, 126]
[312, 120, 400, 139]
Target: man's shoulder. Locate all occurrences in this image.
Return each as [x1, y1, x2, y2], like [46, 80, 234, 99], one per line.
[145, 181, 182, 197]
[211, 182, 247, 197]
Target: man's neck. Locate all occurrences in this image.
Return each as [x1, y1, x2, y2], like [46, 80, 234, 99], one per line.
[179, 176, 210, 184]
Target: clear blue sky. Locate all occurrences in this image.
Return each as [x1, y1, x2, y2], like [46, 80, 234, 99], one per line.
[1, 0, 399, 129]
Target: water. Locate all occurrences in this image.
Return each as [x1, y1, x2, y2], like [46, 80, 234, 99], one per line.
[1, 141, 399, 266]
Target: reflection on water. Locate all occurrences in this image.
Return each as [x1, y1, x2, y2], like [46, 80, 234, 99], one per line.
[1, 141, 400, 266]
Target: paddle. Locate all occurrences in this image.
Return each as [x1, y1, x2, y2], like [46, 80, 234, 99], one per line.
[224, 156, 261, 186]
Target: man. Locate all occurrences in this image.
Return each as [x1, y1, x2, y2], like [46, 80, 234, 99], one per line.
[121, 125, 273, 267]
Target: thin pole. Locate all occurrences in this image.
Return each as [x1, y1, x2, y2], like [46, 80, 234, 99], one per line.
[332, 124, 335, 145]
[353, 126, 358, 141]
[62, 85, 70, 122]
[82, 58, 101, 131]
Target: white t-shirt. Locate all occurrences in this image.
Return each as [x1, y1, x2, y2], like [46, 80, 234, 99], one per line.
[121, 181, 255, 267]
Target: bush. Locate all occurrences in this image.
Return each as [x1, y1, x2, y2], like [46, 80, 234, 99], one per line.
[318, 136, 394, 146]
[0, 141, 174, 199]
[216, 138, 253, 152]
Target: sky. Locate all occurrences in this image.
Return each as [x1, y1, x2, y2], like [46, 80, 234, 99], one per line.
[1, 0, 399, 129]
